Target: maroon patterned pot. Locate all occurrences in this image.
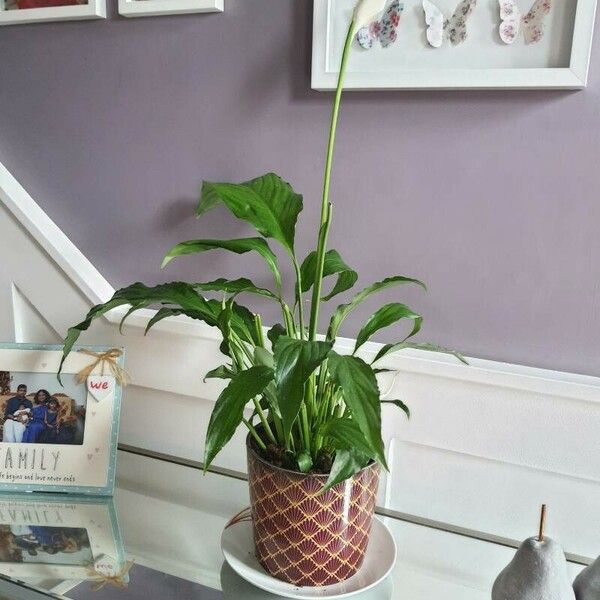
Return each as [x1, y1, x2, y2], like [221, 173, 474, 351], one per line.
[247, 438, 380, 587]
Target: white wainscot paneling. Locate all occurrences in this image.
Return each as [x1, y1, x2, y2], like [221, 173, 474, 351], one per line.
[373, 360, 600, 558]
[1, 161, 599, 561]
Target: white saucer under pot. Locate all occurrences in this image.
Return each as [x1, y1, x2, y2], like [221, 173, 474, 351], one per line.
[221, 516, 397, 600]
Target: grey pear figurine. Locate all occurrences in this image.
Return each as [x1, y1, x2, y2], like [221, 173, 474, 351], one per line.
[492, 506, 575, 600]
[574, 556, 600, 600]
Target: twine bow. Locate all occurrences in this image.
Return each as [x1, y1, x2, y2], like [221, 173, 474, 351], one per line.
[75, 349, 129, 386]
[85, 560, 134, 591]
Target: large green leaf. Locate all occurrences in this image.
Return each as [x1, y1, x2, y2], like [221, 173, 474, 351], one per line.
[327, 276, 426, 341]
[225, 302, 260, 347]
[323, 448, 370, 492]
[143, 306, 215, 335]
[327, 352, 388, 469]
[204, 365, 235, 381]
[193, 278, 278, 300]
[198, 174, 303, 255]
[59, 282, 214, 377]
[319, 418, 375, 458]
[300, 249, 357, 301]
[354, 303, 422, 353]
[267, 323, 286, 348]
[254, 347, 275, 369]
[273, 336, 333, 439]
[161, 238, 281, 288]
[143, 297, 258, 350]
[248, 348, 281, 421]
[216, 298, 261, 359]
[118, 303, 149, 333]
[204, 366, 274, 469]
[372, 341, 468, 365]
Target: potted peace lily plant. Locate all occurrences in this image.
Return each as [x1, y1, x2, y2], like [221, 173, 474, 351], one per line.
[59, 0, 464, 588]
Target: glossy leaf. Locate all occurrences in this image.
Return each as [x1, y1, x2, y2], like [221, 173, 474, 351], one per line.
[382, 399, 410, 419]
[144, 306, 214, 336]
[141, 301, 256, 359]
[300, 249, 357, 301]
[267, 324, 286, 348]
[194, 278, 278, 299]
[319, 418, 375, 458]
[254, 347, 274, 369]
[322, 448, 370, 492]
[327, 276, 426, 340]
[354, 302, 422, 353]
[273, 336, 333, 439]
[162, 238, 281, 288]
[327, 352, 388, 469]
[204, 366, 274, 469]
[59, 281, 215, 378]
[118, 304, 148, 334]
[217, 299, 260, 348]
[204, 365, 235, 381]
[198, 174, 303, 255]
[372, 341, 468, 365]
[217, 300, 237, 359]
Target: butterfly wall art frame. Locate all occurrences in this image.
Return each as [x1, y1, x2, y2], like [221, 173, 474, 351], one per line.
[0, 343, 123, 495]
[312, 0, 597, 89]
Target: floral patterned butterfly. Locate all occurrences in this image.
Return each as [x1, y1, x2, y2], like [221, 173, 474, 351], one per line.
[422, 0, 477, 48]
[499, 0, 552, 44]
[356, 0, 405, 49]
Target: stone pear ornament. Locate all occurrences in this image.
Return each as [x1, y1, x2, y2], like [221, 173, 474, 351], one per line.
[492, 505, 576, 600]
[574, 556, 600, 600]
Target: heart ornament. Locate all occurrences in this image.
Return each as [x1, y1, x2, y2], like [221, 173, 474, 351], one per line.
[87, 375, 115, 402]
[93, 554, 119, 577]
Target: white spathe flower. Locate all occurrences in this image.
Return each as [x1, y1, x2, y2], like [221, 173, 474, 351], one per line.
[353, 0, 387, 32]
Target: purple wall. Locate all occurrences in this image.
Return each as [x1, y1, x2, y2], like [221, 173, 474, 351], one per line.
[1, 1, 599, 375]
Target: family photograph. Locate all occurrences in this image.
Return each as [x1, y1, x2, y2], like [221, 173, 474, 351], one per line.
[0, 372, 87, 446]
[0, 524, 92, 565]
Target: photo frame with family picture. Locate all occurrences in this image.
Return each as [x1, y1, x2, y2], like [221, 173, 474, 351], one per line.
[0, 493, 126, 586]
[0, 343, 124, 495]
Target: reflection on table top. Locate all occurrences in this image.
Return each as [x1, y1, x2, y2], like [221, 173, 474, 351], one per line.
[0, 446, 587, 600]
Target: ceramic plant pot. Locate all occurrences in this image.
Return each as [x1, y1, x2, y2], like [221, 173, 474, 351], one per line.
[247, 438, 380, 587]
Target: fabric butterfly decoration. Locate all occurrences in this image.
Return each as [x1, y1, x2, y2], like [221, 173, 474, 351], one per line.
[422, 0, 477, 48]
[356, 0, 405, 49]
[499, 0, 552, 44]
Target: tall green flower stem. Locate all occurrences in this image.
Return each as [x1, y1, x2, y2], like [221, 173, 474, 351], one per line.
[308, 17, 356, 342]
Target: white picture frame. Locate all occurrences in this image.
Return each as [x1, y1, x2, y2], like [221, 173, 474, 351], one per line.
[118, 0, 222, 18]
[0, 0, 105, 26]
[312, 0, 598, 90]
[0, 344, 123, 495]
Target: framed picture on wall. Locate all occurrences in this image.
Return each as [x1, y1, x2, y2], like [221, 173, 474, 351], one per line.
[0, 344, 124, 495]
[118, 0, 222, 18]
[312, 0, 598, 90]
[0, 0, 105, 26]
